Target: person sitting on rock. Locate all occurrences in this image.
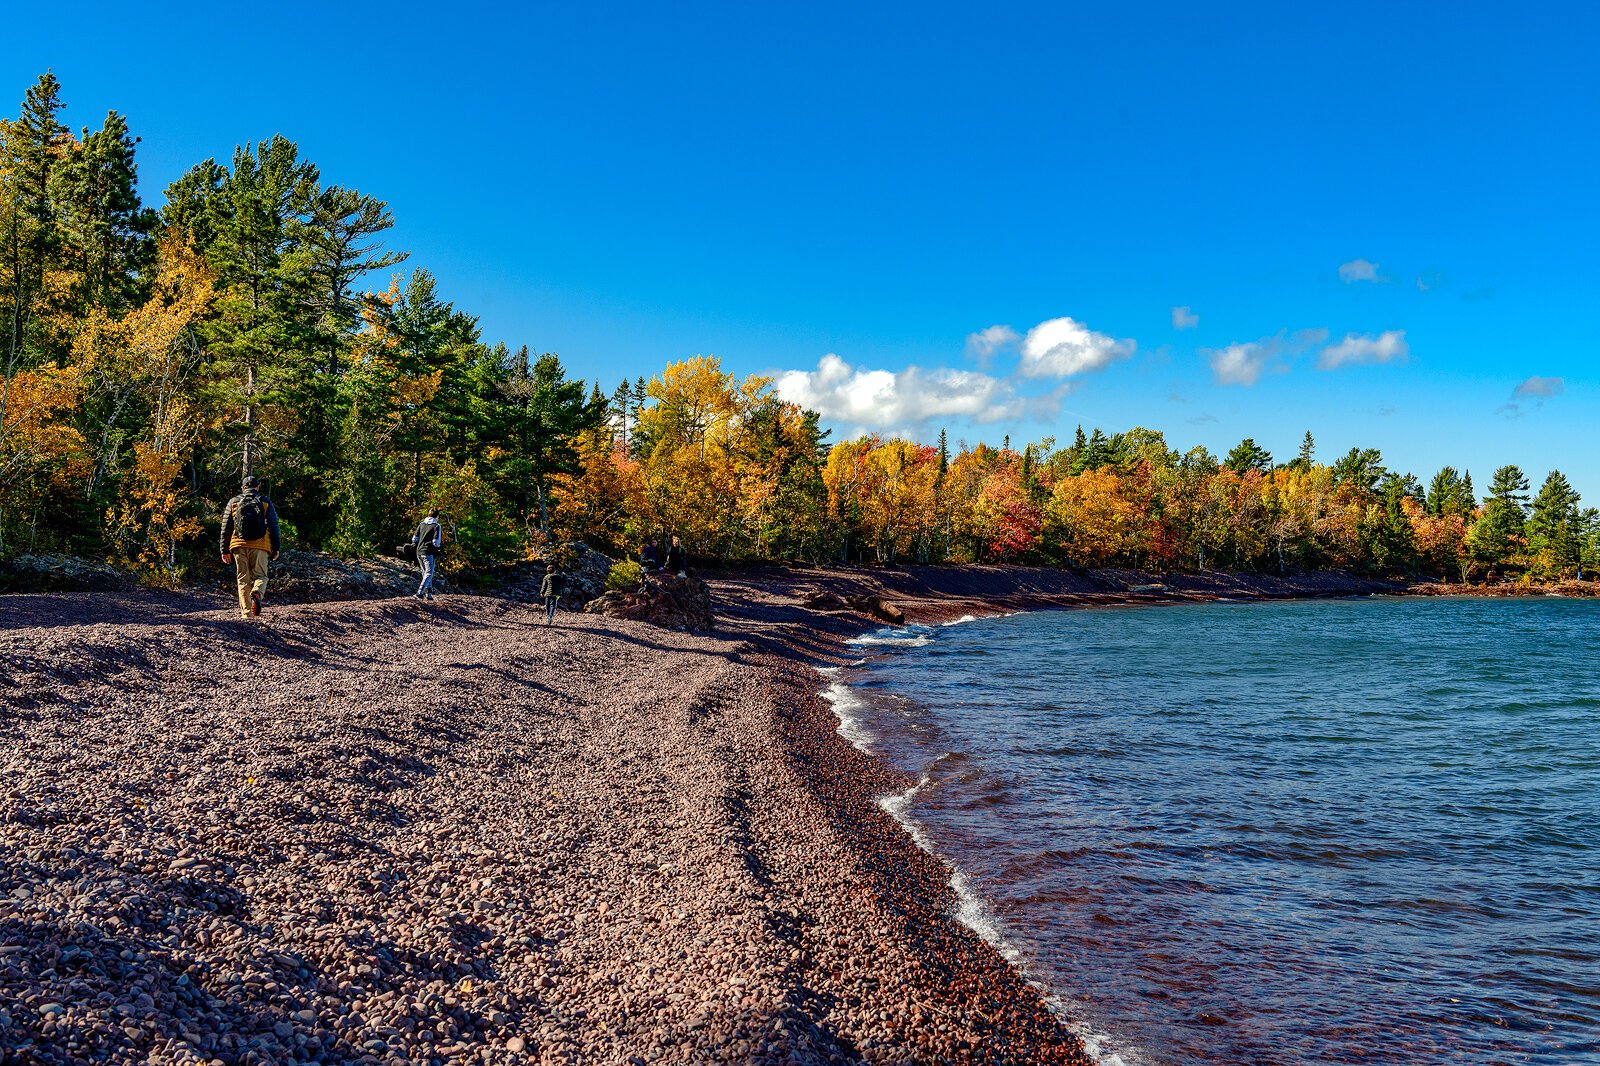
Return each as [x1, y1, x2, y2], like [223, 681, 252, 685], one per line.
[411, 507, 444, 602]
[640, 541, 660, 572]
[664, 534, 687, 578]
[540, 564, 564, 625]
[219, 475, 281, 619]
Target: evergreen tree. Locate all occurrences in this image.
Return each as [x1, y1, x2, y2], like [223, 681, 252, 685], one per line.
[1, 72, 70, 374]
[611, 379, 631, 449]
[1224, 438, 1273, 475]
[497, 350, 605, 533]
[1426, 466, 1474, 516]
[1360, 475, 1417, 574]
[1290, 430, 1315, 471]
[172, 136, 321, 486]
[1528, 470, 1581, 575]
[1331, 447, 1386, 492]
[1471, 464, 1531, 569]
[50, 109, 157, 314]
[936, 428, 949, 477]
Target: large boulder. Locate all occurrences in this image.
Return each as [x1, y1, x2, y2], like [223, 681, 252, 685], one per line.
[585, 572, 714, 631]
[485, 545, 614, 603]
[265, 549, 443, 602]
[0, 554, 130, 593]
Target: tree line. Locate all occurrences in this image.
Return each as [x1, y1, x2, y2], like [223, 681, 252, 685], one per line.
[2, 73, 1591, 584]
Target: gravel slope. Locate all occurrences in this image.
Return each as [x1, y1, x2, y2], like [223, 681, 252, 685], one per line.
[0, 590, 1087, 1066]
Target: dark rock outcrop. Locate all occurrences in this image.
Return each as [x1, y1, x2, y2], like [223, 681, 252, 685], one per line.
[0, 554, 131, 594]
[264, 549, 446, 602]
[483, 545, 614, 604]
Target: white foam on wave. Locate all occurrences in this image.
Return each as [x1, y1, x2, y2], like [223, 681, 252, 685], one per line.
[815, 666, 876, 753]
[876, 762, 1142, 1066]
[941, 613, 979, 627]
[846, 626, 933, 648]
[818, 647, 1142, 1065]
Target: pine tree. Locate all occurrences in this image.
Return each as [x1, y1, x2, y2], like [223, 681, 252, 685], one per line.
[611, 379, 631, 449]
[1331, 448, 1386, 492]
[1292, 430, 1315, 471]
[1224, 438, 1273, 475]
[1426, 466, 1474, 517]
[174, 136, 321, 484]
[497, 351, 605, 533]
[1528, 470, 1581, 575]
[1, 72, 70, 375]
[1471, 465, 1531, 569]
[50, 109, 157, 315]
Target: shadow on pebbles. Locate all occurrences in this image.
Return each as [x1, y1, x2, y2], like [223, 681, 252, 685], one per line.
[0, 591, 1086, 1066]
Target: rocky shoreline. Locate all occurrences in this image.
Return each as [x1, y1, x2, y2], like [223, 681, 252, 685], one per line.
[0, 569, 1106, 1066]
[0, 563, 1441, 1065]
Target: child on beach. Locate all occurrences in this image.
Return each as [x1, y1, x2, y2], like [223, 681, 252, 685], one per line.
[540, 565, 564, 625]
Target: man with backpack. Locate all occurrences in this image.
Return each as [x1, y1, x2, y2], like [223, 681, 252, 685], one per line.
[411, 507, 445, 601]
[219, 475, 281, 619]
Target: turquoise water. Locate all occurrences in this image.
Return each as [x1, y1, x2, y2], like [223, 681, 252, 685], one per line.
[836, 597, 1600, 1065]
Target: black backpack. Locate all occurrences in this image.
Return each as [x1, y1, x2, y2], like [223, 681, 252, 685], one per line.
[235, 492, 269, 541]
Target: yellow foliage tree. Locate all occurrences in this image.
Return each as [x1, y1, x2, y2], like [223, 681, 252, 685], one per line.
[1045, 467, 1136, 567]
[92, 236, 215, 580]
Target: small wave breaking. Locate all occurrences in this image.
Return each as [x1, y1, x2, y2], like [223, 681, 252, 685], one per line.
[846, 625, 934, 648]
[876, 760, 1139, 1066]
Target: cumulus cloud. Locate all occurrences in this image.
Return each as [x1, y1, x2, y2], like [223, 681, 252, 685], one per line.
[965, 324, 1020, 363]
[775, 353, 1061, 429]
[1205, 329, 1327, 386]
[1018, 316, 1134, 378]
[1318, 330, 1409, 370]
[1171, 306, 1200, 330]
[1513, 375, 1564, 398]
[1208, 339, 1281, 386]
[1339, 258, 1383, 283]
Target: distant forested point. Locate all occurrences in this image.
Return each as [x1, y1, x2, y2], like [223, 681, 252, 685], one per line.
[1, 73, 1593, 584]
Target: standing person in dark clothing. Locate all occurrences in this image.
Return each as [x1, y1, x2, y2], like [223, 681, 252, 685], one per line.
[411, 508, 444, 601]
[540, 565, 564, 625]
[664, 534, 687, 577]
[219, 475, 282, 619]
[640, 541, 660, 572]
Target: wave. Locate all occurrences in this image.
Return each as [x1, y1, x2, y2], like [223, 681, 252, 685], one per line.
[876, 759, 1141, 1066]
[815, 667, 877, 753]
[846, 625, 934, 648]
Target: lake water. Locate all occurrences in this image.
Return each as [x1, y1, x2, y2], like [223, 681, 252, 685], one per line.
[827, 597, 1600, 1065]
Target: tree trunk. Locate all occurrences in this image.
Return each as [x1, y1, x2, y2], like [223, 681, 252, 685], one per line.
[242, 363, 257, 478]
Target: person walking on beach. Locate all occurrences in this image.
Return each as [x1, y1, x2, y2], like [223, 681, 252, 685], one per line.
[540, 564, 564, 625]
[664, 534, 687, 578]
[219, 475, 281, 619]
[411, 507, 444, 601]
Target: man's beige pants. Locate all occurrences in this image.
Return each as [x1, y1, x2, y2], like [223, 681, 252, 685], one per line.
[233, 548, 270, 617]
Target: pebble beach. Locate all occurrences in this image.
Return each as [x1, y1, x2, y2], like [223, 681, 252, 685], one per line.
[0, 574, 1099, 1066]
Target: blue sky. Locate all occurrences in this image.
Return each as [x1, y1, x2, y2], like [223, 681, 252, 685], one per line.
[8, 2, 1597, 495]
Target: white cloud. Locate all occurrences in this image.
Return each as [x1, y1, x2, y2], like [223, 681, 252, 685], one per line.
[1204, 329, 1327, 386]
[1339, 258, 1383, 283]
[1513, 375, 1564, 398]
[1208, 339, 1281, 386]
[1018, 316, 1134, 378]
[775, 353, 1060, 429]
[965, 324, 1020, 361]
[1171, 306, 1199, 330]
[1318, 330, 1409, 370]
